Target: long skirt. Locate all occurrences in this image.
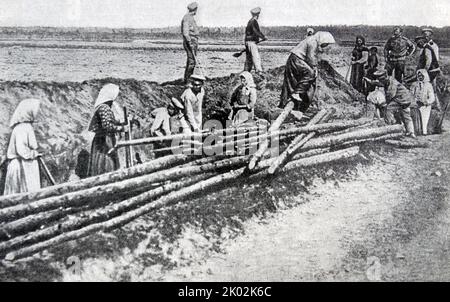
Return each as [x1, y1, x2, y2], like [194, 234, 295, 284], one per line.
[88, 134, 120, 177]
[4, 158, 41, 195]
[280, 53, 316, 111]
[350, 63, 365, 92]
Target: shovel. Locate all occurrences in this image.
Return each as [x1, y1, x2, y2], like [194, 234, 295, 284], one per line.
[233, 39, 267, 58]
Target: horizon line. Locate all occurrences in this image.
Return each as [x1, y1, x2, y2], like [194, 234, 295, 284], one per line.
[0, 24, 448, 30]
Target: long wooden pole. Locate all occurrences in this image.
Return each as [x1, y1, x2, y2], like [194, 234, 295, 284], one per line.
[268, 109, 331, 174]
[0, 156, 250, 222]
[300, 125, 404, 152]
[0, 173, 215, 256]
[0, 154, 193, 209]
[247, 101, 300, 171]
[4, 147, 360, 261]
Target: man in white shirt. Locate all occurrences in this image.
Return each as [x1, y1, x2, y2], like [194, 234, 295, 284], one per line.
[181, 74, 206, 133]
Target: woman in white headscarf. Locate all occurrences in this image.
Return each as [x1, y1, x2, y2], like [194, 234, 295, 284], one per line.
[87, 83, 125, 176]
[229, 71, 257, 126]
[410, 69, 436, 135]
[280, 31, 336, 119]
[3, 99, 42, 195]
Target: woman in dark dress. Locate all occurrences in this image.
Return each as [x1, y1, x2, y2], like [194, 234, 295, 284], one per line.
[350, 35, 369, 93]
[87, 84, 124, 176]
[365, 47, 379, 94]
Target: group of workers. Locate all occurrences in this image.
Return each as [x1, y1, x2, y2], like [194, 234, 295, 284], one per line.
[0, 2, 445, 197]
[348, 26, 443, 138]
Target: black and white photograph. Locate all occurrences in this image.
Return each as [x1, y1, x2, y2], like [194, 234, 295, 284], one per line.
[0, 0, 449, 283]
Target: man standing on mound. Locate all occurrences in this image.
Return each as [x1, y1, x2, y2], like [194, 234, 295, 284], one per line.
[279, 31, 336, 120]
[181, 2, 200, 83]
[244, 7, 267, 75]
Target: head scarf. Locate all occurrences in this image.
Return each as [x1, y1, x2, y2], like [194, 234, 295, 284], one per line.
[355, 35, 366, 46]
[314, 31, 336, 47]
[93, 84, 120, 110]
[88, 84, 121, 130]
[416, 69, 430, 83]
[9, 98, 41, 128]
[240, 71, 256, 96]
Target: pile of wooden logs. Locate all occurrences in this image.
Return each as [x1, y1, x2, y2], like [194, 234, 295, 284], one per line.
[0, 105, 406, 261]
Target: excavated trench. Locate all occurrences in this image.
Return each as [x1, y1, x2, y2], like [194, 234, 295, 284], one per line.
[0, 61, 366, 183]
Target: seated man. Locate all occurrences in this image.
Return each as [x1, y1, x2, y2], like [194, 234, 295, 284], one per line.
[372, 70, 415, 137]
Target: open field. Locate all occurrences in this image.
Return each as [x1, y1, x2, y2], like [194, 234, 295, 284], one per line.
[0, 41, 291, 82]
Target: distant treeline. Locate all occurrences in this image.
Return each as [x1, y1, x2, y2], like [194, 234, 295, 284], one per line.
[0, 25, 449, 47]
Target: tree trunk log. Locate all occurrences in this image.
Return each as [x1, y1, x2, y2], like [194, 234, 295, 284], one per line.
[0, 154, 194, 209]
[0, 156, 249, 223]
[383, 139, 429, 149]
[268, 109, 332, 174]
[300, 125, 404, 152]
[248, 103, 317, 171]
[4, 146, 360, 261]
[0, 173, 215, 256]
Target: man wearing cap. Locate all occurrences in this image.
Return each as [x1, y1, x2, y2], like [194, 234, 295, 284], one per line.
[181, 74, 206, 133]
[384, 27, 415, 82]
[181, 2, 200, 83]
[149, 97, 187, 137]
[415, 36, 440, 83]
[372, 70, 415, 137]
[422, 28, 439, 61]
[244, 7, 267, 74]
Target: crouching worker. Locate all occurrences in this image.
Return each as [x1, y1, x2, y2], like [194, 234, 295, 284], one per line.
[4, 99, 42, 195]
[367, 85, 387, 120]
[410, 69, 436, 135]
[373, 70, 415, 137]
[87, 84, 125, 177]
[149, 97, 187, 137]
[280, 31, 336, 120]
[229, 71, 257, 126]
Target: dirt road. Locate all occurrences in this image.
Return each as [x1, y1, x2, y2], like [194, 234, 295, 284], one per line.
[156, 122, 450, 282]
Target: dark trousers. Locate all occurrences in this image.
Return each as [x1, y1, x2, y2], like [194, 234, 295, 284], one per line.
[183, 37, 198, 83]
[385, 60, 405, 82]
[280, 53, 316, 112]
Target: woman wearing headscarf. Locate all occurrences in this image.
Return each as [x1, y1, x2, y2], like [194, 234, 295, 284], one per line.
[350, 35, 369, 93]
[4, 99, 42, 195]
[87, 83, 125, 176]
[410, 69, 435, 135]
[280, 31, 336, 120]
[229, 71, 257, 126]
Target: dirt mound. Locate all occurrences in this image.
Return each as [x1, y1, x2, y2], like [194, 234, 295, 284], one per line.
[0, 60, 365, 183]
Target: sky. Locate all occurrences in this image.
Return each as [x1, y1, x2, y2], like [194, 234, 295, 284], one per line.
[0, 0, 448, 28]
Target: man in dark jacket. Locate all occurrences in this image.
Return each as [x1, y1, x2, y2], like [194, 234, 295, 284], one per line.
[415, 36, 440, 82]
[384, 27, 415, 82]
[244, 7, 267, 74]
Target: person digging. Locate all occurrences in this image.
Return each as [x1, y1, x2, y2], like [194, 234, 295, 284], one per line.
[279, 31, 336, 121]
